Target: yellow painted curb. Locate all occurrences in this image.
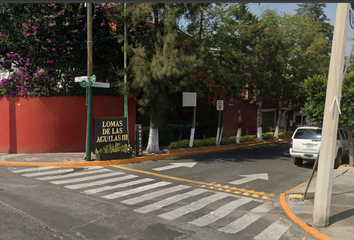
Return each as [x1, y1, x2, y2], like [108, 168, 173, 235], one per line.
[0, 139, 287, 167]
[279, 182, 334, 240]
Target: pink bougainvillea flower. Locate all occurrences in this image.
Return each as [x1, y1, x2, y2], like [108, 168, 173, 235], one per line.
[101, 23, 106, 27]
[48, 40, 52, 43]
[49, 23, 53, 27]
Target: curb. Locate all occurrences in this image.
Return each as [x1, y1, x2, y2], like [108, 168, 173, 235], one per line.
[279, 183, 334, 240]
[0, 139, 287, 167]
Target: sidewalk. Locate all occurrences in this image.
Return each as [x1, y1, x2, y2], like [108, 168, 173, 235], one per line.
[281, 165, 354, 240]
[1, 139, 353, 240]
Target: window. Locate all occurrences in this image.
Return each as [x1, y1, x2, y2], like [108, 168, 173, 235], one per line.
[294, 129, 322, 140]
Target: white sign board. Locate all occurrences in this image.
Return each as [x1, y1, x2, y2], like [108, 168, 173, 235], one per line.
[92, 82, 110, 88]
[182, 92, 197, 107]
[217, 100, 224, 111]
[75, 76, 89, 82]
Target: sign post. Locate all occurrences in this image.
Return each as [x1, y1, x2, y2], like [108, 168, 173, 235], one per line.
[216, 100, 224, 145]
[85, 3, 93, 161]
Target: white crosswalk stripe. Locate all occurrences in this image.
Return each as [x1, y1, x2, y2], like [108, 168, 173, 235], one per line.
[121, 185, 191, 205]
[12, 167, 60, 174]
[189, 197, 253, 227]
[253, 219, 290, 240]
[159, 192, 232, 221]
[218, 202, 274, 234]
[22, 168, 75, 177]
[66, 174, 139, 190]
[134, 188, 209, 214]
[50, 171, 125, 185]
[102, 181, 172, 199]
[37, 168, 112, 181]
[9, 166, 305, 240]
[83, 178, 155, 194]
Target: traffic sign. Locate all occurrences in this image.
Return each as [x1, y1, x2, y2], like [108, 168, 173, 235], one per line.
[217, 100, 224, 111]
[75, 76, 89, 82]
[92, 82, 110, 88]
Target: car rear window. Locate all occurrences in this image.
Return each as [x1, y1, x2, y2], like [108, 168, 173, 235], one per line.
[294, 129, 322, 139]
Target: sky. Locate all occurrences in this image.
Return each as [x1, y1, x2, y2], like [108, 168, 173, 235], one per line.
[248, 3, 354, 57]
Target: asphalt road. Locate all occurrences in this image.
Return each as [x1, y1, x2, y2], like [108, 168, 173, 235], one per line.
[0, 142, 316, 240]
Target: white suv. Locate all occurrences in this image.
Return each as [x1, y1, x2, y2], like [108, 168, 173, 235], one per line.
[289, 126, 349, 169]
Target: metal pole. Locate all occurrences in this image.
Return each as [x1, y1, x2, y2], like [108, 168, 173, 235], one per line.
[124, 3, 129, 145]
[313, 3, 349, 227]
[85, 3, 93, 161]
[124, 3, 128, 118]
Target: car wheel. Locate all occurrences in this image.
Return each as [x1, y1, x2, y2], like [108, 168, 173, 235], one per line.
[294, 157, 303, 166]
[334, 152, 342, 169]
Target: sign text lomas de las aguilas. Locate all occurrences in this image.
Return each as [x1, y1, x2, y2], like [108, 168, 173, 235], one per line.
[93, 117, 129, 152]
[96, 120, 128, 143]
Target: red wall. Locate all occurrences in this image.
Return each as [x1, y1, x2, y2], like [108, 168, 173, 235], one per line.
[0, 96, 136, 153]
[222, 98, 258, 137]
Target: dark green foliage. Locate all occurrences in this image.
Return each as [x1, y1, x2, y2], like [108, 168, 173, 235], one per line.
[0, 3, 123, 97]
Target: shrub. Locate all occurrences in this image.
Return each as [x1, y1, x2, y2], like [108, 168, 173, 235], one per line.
[262, 132, 275, 140]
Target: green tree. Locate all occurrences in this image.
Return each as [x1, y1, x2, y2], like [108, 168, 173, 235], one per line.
[246, 10, 331, 139]
[190, 3, 258, 143]
[295, 3, 333, 45]
[302, 73, 354, 166]
[111, 3, 198, 153]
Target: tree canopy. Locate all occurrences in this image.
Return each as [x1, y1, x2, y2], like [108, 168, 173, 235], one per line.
[0, 3, 122, 97]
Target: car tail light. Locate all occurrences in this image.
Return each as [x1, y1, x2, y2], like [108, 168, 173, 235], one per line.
[290, 139, 293, 149]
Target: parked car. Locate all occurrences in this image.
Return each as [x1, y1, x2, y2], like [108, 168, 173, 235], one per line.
[289, 126, 349, 169]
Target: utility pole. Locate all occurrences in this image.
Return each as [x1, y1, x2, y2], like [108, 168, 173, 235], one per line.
[124, 3, 129, 144]
[124, 3, 128, 118]
[85, 3, 93, 161]
[313, 3, 349, 227]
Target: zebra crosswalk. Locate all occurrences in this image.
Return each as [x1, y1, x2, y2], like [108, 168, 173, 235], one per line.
[9, 166, 310, 239]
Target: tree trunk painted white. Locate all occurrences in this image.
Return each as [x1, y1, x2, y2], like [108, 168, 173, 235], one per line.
[257, 100, 263, 141]
[236, 128, 242, 144]
[274, 100, 282, 139]
[189, 106, 196, 147]
[283, 111, 288, 133]
[146, 115, 160, 153]
[236, 98, 243, 144]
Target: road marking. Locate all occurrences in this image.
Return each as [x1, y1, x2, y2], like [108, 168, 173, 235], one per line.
[102, 181, 172, 199]
[218, 202, 274, 233]
[37, 168, 112, 180]
[152, 162, 197, 171]
[121, 185, 191, 205]
[84, 178, 155, 194]
[22, 168, 74, 177]
[12, 167, 60, 174]
[66, 175, 139, 190]
[134, 188, 209, 214]
[158, 192, 231, 221]
[253, 220, 290, 240]
[50, 172, 125, 185]
[189, 197, 253, 227]
[229, 173, 269, 185]
[112, 165, 275, 199]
